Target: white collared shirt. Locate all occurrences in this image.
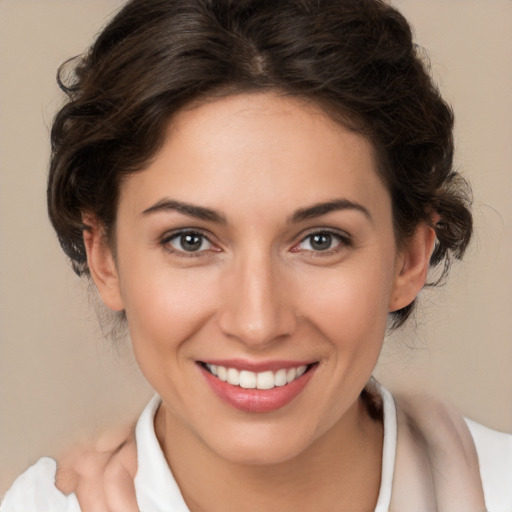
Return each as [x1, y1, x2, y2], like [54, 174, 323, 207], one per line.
[2, 388, 511, 511]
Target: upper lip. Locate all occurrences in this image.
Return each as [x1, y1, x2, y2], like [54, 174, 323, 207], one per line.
[198, 359, 316, 372]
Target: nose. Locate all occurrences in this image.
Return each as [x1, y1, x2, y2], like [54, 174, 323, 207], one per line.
[217, 252, 297, 348]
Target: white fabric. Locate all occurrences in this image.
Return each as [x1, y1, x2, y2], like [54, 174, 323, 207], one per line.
[390, 391, 486, 511]
[465, 418, 512, 512]
[2, 388, 511, 511]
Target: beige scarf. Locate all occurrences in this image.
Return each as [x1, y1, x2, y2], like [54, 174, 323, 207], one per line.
[389, 393, 487, 512]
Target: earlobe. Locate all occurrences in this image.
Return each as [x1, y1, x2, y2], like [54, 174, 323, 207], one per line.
[389, 223, 437, 312]
[82, 215, 124, 312]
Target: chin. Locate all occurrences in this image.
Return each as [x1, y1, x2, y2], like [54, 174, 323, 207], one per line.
[199, 420, 319, 466]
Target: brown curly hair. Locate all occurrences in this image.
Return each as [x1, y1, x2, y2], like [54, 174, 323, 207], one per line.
[47, 0, 472, 327]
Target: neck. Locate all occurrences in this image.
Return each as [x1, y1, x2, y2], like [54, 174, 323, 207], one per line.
[155, 397, 383, 512]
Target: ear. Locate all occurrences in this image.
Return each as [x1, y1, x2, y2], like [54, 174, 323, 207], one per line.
[82, 214, 124, 312]
[388, 223, 437, 313]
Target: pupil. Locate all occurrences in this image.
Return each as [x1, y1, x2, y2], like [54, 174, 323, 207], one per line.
[181, 233, 202, 251]
[311, 233, 332, 250]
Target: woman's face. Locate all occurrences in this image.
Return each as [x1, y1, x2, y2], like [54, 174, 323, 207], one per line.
[92, 92, 420, 464]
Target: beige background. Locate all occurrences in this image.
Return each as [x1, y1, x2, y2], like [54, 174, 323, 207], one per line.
[0, 0, 511, 495]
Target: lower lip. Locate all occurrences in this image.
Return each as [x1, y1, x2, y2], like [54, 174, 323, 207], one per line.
[199, 364, 317, 413]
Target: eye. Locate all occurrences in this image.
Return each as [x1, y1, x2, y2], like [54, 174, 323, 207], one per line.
[164, 231, 214, 253]
[293, 231, 350, 253]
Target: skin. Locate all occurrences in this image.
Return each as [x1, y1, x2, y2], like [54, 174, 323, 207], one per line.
[55, 425, 137, 512]
[83, 92, 435, 511]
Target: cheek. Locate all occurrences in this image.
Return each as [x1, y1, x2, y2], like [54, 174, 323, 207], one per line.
[300, 261, 394, 337]
[117, 255, 219, 360]
[119, 265, 222, 402]
[292, 250, 397, 380]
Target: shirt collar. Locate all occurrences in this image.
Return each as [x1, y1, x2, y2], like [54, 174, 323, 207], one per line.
[133, 384, 396, 512]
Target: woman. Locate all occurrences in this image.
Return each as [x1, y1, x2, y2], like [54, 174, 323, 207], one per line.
[1, 0, 511, 510]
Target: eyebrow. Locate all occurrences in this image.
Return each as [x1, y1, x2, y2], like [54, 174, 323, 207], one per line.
[141, 197, 371, 225]
[141, 199, 227, 223]
[289, 199, 372, 224]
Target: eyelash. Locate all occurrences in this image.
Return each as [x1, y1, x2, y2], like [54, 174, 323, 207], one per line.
[160, 229, 218, 258]
[160, 228, 352, 258]
[292, 230, 352, 256]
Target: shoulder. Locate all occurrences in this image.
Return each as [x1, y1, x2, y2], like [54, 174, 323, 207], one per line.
[465, 418, 512, 512]
[1, 457, 80, 512]
[389, 388, 511, 511]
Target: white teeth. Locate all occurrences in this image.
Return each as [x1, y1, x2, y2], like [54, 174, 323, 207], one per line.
[205, 363, 311, 389]
[226, 368, 240, 386]
[217, 365, 227, 382]
[274, 369, 287, 387]
[286, 367, 297, 383]
[239, 370, 257, 389]
[296, 365, 307, 377]
[256, 371, 274, 390]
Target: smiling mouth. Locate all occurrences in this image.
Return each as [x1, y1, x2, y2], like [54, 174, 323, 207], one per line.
[199, 362, 316, 390]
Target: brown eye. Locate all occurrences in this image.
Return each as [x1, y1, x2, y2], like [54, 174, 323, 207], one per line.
[299, 232, 338, 251]
[309, 233, 333, 251]
[166, 231, 213, 253]
[294, 230, 351, 254]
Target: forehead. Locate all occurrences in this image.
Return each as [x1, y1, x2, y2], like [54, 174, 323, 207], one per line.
[119, 92, 390, 221]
